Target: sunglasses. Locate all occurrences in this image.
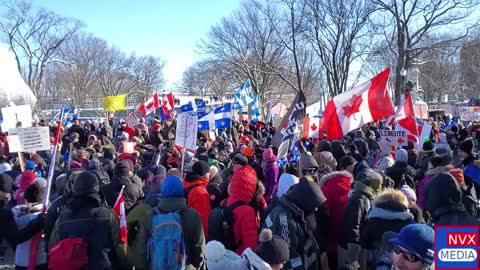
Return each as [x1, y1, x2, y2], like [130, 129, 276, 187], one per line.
[393, 245, 421, 263]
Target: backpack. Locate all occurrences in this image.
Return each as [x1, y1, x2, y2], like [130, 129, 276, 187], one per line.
[48, 214, 98, 270]
[147, 208, 186, 270]
[207, 201, 246, 250]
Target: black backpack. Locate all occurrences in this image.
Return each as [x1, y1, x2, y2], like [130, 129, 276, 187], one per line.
[207, 201, 246, 250]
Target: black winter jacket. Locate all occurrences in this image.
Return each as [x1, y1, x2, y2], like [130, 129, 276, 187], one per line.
[384, 161, 415, 189]
[102, 174, 144, 212]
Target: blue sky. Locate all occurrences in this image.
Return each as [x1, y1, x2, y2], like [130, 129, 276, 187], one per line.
[35, 0, 242, 88]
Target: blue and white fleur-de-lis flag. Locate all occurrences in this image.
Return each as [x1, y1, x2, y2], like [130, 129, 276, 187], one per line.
[232, 80, 254, 110]
[251, 95, 261, 119]
[56, 108, 77, 126]
[195, 100, 206, 118]
[198, 111, 214, 132]
[214, 103, 232, 129]
[180, 102, 194, 113]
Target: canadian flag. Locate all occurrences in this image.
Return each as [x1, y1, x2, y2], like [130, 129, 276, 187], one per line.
[139, 93, 160, 117]
[324, 68, 394, 140]
[385, 92, 415, 126]
[113, 186, 128, 244]
[396, 117, 432, 149]
[161, 92, 174, 115]
[303, 117, 325, 139]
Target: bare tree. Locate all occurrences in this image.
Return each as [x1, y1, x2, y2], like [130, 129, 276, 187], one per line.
[0, 0, 84, 108]
[460, 37, 480, 99]
[303, 0, 374, 97]
[371, 0, 480, 105]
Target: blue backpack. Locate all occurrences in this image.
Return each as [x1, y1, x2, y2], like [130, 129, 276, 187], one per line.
[464, 164, 480, 185]
[147, 208, 186, 270]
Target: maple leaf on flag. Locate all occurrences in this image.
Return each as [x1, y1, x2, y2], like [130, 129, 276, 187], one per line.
[311, 123, 317, 131]
[342, 94, 363, 118]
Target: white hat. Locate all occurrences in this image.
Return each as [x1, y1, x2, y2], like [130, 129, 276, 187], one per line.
[205, 241, 248, 270]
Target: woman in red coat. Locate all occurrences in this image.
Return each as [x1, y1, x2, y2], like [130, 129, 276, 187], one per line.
[318, 171, 353, 270]
[226, 153, 259, 255]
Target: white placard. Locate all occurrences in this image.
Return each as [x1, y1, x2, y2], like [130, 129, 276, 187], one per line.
[175, 114, 198, 150]
[7, 127, 50, 153]
[125, 113, 139, 127]
[457, 107, 480, 121]
[379, 129, 408, 147]
[1, 105, 33, 131]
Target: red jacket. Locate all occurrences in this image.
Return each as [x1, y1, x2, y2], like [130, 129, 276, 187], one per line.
[184, 177, 211, 237]
[320, 171, 353, 253]
[226, 165, 258, 254]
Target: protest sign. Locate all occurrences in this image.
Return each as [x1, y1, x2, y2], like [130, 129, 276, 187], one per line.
[175, 113, 198, 150]
[125, 112, 139, 127]
[378, 129, 408, 147]
[1, 105, 33, 131]
[7, 127, 50, 153]
[457, 106, 480, 121]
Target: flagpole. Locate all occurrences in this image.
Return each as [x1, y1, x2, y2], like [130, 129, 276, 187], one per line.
[114, 185, 126, 207]
[28, 116, 63, 270]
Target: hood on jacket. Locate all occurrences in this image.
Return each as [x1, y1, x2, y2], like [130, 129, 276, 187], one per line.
[424, 172, 465, 217]
[351, 181, 375, 200]
[373, 189, 409, 210]
[242, 248, 271, 270]
[157, 197, 188, 212]
[185, 172, 209, 184]
[424, 165, 453, 176]
[355, 168, 382, 195]
[286, 177, 326, 214]
[318, 171, 353, 187]
[367, 207, 414, 221]
[228, 165, 257, 204]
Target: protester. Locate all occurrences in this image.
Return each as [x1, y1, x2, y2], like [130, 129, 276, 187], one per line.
[389, 224, 435, 270]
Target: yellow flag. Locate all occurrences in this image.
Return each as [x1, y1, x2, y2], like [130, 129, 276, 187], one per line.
[102, 94, 127, 112]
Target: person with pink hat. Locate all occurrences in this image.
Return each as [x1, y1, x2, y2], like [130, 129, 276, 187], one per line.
[262, 147, 279, 204]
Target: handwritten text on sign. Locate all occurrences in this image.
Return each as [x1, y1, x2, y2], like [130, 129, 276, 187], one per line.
[379, 130, 408, 146]
[457, 107, 480, 121]
[7, 127, 50, 153]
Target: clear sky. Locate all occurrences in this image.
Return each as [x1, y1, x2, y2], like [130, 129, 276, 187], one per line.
[35, 0, 242, 88]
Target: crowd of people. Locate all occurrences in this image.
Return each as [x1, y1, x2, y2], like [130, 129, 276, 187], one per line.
[0, 112, 479, 270]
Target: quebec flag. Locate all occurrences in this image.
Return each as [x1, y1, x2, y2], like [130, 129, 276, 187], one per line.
[214, 103, 232, 129]
[180, 103, 194, 113]
[196, 100, 206, 118]
[198, 111, 214, 131]
[232, 80, 254, 110]
[57, 108, 77, 126]
[251, 95, 261, 119]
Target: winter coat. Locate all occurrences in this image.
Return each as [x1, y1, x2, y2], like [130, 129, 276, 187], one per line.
[91, 168, 111, 186]
[417, 165, 453, 210]
[219, 166, 234, 200]
[262, 179, 326, 270]
[319, 171, 352, 253]
[384, 161, 415, 189]
[424, 172, 480, 226]
[242, 248, 273, 270]
[130, 197, 205, 270]
[226, 165, 259, 255]
[45, 194, 71, 248]
[184, 173, 211, 237]
[102, 174, 144, 212]
[374, 153, 394, 173]
[416, 153, 436, 180]
[207, 172, 223, 209]
[361, 191, 414, 269]
[149, 130, 163, 147]
[125, 193, 160, 245]
[48, 195, 127, 270]
[262, 162, 279, 203]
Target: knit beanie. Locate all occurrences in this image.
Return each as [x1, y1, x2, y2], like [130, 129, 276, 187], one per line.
[25, 160, 36, 170]
[74, 171, 100, 196]
[192, 160, 210, 176]
[395, 149, 408, 162]
[255, 229, 290, 265]
[241, 147, 255, 158]
[161, 175, 185, 198]
[399, 184, 417, 204]
[338, 156, 357, 170]
[390, 224, 434, 265]
[299, 152, 319, 172]
[262, 147, 278, 162]
[205, 241, 247, 270]
[276, 173, 299, 197]
[458, 139, 474, 154]
[422, 140, 435, 154]
[114, 161, 131, 176]
[19, 171, 37, 190]
[233, 153, 248, 165]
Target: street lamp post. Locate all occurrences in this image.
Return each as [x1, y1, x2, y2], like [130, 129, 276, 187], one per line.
[400, 67, 407, 103]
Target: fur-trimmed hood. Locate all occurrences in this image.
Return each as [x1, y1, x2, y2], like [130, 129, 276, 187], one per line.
[373, 189, 409, 209]
[318, 170, 353, 187]
[425, 165, 453, 176]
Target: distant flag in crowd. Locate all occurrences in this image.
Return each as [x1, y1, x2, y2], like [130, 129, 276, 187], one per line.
[54, 108, 77, 127]
[251, 95, 261, 120]
[139, 93, 160, 117]
[233, 80, 254, 110]
[214, 103, 232, 129]
[386, 92, 415, 127]
[113, 186, 128, 244]
[198, 111, 215, 131]
[276, 92, 306, 144]
[196, 100, 206, 118]
[324, 68, 394, 140]
[396, 117, 432, 149]
[180, 103, 194, 113]
[102, 94, 127, 112]
[158, 92, 175, 120]
[303, 116, 325, 139]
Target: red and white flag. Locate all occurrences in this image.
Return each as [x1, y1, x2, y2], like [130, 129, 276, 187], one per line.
[385, 92, 415, 126]
[303, 117, 325, 139]
[324, 68, 394, 140]
[139, 93, 160, 117]
[396, 117, 432, 149]
[113, 186, 128, 244]
[161, 92, 174, 114]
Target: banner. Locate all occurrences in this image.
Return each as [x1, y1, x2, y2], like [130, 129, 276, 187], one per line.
[272, 92, 306, 146]
[175, 114, 198, 150]
[7, 127, 50, 153]
[378, 129, 408, 148]
[457, 106, 480, 121]
[1, 105, 33, 131]
[102, 94, 127, 112]
[125, 112, 139, 127]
